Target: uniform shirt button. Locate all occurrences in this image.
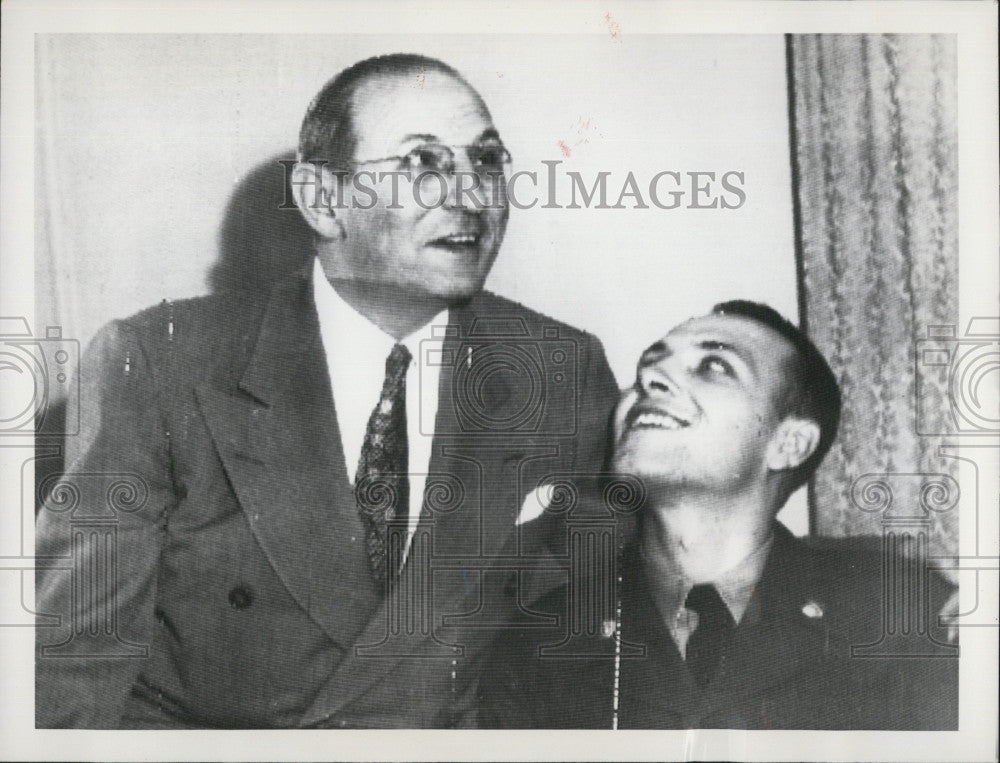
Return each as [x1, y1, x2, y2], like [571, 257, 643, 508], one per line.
[228, 585, 253, 610]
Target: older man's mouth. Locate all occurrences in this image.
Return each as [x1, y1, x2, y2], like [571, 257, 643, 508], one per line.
[625, 405, 691, 431]
[427, 233, 481, 252]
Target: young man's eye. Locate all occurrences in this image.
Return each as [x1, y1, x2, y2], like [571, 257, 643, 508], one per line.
[698, 356, 734, 377]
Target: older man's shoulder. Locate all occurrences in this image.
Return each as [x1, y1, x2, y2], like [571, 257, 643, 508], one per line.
[473, 291, 597, 342]
[125, 289, 269, 335]
[91, 288, 275, 386]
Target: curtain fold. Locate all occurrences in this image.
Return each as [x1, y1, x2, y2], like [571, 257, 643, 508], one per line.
[787, 34, 958, 557]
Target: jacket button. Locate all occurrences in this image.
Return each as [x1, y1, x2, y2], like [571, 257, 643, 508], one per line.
[228, 585, 253, 610]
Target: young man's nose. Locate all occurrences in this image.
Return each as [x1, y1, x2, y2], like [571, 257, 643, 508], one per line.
[638, 363, 677, 397]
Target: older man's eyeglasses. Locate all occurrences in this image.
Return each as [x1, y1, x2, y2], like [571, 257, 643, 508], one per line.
[353, 143, 512, 176]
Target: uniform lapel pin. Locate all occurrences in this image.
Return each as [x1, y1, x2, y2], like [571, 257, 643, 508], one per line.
[801, 600, 824, 619]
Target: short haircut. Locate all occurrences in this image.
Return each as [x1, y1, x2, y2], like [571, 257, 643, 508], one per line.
[711, 300, 841, 500]
[298, 54, 468, 170]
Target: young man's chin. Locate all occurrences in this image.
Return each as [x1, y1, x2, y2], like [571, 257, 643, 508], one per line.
[613, 449, 673, 483]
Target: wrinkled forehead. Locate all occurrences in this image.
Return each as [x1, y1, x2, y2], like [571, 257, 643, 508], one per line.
[658, 313, 797, 372]
[349, 69, 495, 154]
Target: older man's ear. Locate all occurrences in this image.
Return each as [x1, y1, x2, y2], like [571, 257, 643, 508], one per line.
[291, 161, 346, 241]
[765, 417, 820, 473]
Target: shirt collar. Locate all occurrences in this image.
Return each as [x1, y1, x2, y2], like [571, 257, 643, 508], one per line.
[312, 257, 448, 359]
[641, 526, 775, 626]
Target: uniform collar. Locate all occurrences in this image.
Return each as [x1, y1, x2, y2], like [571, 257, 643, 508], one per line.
[640, 522, 774, 627]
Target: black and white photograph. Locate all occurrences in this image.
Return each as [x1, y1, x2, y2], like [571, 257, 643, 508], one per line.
[1, 1, 997, 760]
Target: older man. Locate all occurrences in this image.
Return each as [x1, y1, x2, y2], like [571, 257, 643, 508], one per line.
[35, 54, 618, 728]
[480, 301, 958, 729]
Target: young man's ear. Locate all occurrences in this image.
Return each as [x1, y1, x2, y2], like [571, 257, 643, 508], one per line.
[290, 161, 346, 240]
[766, 416, 821, 472]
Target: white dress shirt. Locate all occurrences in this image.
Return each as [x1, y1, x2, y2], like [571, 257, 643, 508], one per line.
[311, 257, 447, 550]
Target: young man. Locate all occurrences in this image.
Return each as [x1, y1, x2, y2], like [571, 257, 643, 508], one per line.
[480, 301, 958, 729]
[35, 54, 617, 728]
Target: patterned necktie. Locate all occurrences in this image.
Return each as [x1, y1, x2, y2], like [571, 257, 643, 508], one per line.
[355, 343, 411, 589]
[684, 583, 736, 687]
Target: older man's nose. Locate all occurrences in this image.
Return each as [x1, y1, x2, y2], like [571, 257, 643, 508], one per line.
[442, 168, 490, 210]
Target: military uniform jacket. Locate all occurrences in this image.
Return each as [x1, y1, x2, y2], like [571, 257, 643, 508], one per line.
[35, 265, 618, 728]
[480, 522, 958, 729]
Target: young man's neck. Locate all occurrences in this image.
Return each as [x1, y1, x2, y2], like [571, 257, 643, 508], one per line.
[642, 488, 777, 584]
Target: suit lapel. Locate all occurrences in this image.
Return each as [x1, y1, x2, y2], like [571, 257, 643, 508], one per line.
[422, 298, 570, 622]
[300, 296, 545, 725]
[196, 267, 381, 651]
[426, 299, 530, 562]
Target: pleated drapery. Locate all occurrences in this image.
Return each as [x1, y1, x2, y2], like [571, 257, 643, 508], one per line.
[787, 34, 958, 559]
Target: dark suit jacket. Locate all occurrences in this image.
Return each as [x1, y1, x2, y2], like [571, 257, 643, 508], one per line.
[479, 522, 958, 729]
[35, 265, 618, 728]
